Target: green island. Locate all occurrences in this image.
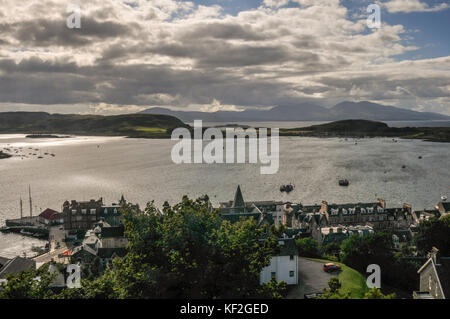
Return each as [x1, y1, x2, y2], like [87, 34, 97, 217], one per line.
[0, 113, 448, 142]
[279, 119, 450, 143]
[0, 112, 187, 139]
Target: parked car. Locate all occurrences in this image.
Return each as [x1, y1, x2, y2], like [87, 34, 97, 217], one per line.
[323, 263, 341, 272]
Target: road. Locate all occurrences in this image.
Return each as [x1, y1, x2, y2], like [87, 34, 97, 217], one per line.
[33, 247, 70, 266]
[287, 257, 338, 299]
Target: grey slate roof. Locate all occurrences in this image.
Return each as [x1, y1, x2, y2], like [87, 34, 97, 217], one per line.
[0, 256, 36, 278]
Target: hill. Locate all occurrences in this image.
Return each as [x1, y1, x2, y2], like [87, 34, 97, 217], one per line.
[280, 119, 450, 142]
[141, 101, 450, 122]
[0, 112, 187, 138]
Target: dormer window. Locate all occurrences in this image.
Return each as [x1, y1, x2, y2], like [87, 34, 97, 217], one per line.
[361, 208, 366, 214]
[71, 209, 77, 215]
[82, 209, 87, 215]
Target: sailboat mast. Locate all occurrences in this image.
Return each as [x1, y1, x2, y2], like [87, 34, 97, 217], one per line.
[29, 185, 33, 217]
[20, 197, 23, 219]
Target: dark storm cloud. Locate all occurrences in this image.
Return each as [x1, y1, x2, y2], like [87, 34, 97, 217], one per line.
[0, 0, 448, 114]
[7, 17, 132, 47]
[178, 22, 268, 41]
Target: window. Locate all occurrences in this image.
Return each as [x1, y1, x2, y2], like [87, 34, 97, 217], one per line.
[429, 276, 432, 290]
[271, 272, 276, 279]
[290, 255, 294, 260]
[81, 209, 87, 215]
[289, 271, 295, 277]
[71, 209, 77, 215]
[91, 209, 96, 215]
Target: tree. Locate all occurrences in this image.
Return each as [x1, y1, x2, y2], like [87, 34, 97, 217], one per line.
[0, 264, 56, 299]
[317, 278, 350, 299]
[363, 288, 396, 299]
[295, 238, 320, 258]
[340, 232, 419, 293]
[340, 232, 393, 273]
[415, 216, 450, 256]
[1, 196, 287, 299]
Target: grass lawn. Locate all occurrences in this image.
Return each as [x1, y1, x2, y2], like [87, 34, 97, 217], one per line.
[133, 127, 167, 133]
[307, 258, 369, 298]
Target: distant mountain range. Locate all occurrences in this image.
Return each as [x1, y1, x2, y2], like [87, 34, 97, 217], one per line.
[140, 101, 450, 122]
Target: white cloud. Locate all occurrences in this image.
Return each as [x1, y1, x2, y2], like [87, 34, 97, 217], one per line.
[382, 0, 449, 13]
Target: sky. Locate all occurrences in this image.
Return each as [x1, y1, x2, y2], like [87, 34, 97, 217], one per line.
[0, 0, 449, 115]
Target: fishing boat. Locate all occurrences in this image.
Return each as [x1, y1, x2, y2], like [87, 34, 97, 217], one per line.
[339, 179, 349, 187]
[280, 184, 294, 193]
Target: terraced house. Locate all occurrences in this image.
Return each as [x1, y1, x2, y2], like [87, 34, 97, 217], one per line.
[319, 200, 415, 230]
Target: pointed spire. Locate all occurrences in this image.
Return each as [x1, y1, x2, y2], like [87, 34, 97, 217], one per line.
[233, 185, 245, 208]
[119, 194, 126, 205]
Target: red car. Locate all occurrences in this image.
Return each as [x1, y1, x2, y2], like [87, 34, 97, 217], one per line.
[323, 263, 341, 272]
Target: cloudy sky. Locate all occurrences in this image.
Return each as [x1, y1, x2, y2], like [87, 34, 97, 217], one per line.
[0, 0, 449, 115]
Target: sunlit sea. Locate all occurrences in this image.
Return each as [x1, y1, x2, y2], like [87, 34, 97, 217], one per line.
[0, 120, 449, 257]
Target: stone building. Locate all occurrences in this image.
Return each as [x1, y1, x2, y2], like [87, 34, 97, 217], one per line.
[319, 200, 415, 230]
[219, 185, 283, 225]
[414, 248, 450, 299]
[63, 198, 103, 233]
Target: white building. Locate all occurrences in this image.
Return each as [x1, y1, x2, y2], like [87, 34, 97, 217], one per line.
[260, 238, 299, 285]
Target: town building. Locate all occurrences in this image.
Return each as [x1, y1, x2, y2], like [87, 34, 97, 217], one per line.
[63, 198, 103, 233]
[100, 195, 127, 226]
[219, 185, 283, 225]
[259, 238, 298, 285]
[39, 208, 63, 225]
[413, 248, 450, 299]
[69, 220, 128, 269]
[312, 225, 374, 245]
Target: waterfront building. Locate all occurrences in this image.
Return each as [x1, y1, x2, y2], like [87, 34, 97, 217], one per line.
[39, 208, 63, 225]
[63, 198, 103, 233]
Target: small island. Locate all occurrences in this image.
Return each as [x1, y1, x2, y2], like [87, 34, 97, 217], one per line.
[279, 119, 450, 143]
[0, 151, 12, 159]
[26, 134, 71, 138]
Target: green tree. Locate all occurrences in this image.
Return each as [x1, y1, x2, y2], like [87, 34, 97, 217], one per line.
[363, 288, 396, 299]
[415, 216, 450, 256]
[295, 238, 320, 258]
[340, 232, 393, 273]
[2, 196, 287, 299]
[0, 264, 56, 299]
[317, 278, 350, 299]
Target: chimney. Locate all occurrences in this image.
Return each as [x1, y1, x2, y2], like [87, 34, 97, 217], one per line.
[377, 199, 386, 209]
[428, 247, 440, 265]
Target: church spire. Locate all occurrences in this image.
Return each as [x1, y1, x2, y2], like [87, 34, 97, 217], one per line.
[233, 185, 245, 208]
